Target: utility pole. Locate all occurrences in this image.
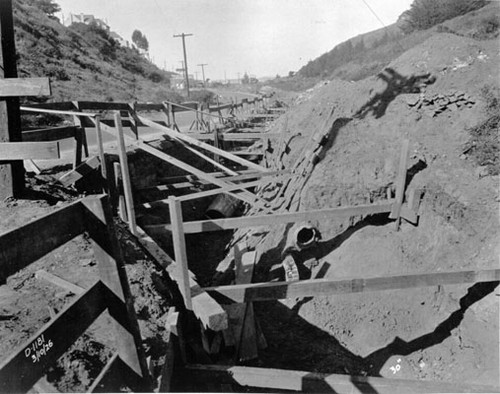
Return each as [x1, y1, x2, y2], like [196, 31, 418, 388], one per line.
[197, 63, 208, 88]
[173, 33, 193, 98]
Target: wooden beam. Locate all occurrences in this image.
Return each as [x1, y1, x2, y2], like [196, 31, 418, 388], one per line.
[0, 0, 24, 199]
[184, 364, 499, 393]
[76, 101, 129, 111]
[0, 77, 50, 97]
[21, 126, 78, 142]
[203, 269, 500, 304]
[136, 226, 228, 331]
[169, 197, 193, 310]
[0, 141, 60, 160]
[137, 141, 267, 209]
[389, 139, 410, 230]
[0, 201, 85, 283]
[176, 177, 284, 202]
[89, 352, 145, 393]
[0, 281, 106, 393]
[137, 115, 269, 173]
[58, 156, 100, 187]
[20, 106, 98, 118]
[145, 202, 395, 234]
[114, 112, 137, 235]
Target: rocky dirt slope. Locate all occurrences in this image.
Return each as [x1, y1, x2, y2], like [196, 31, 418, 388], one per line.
[219, 11, 499, 386]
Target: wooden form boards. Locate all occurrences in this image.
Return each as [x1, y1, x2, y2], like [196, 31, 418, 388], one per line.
[0, 141, 60, 160]
[203, 268, 500, 304]
[185, 364, 499, 393]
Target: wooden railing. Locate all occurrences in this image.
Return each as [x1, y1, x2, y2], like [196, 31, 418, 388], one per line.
[0, 195, 151, 393]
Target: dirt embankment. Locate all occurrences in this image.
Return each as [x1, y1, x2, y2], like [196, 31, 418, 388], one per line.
[218, 31, 499, 385]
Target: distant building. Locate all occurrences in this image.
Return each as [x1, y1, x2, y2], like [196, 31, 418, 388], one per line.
[63, 13, 110, 31]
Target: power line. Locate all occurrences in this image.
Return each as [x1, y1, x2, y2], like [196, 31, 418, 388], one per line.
[359, 0, 406, 51]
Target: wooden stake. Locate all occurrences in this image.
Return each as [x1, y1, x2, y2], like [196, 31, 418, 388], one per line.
[168, 197, 193, 310]
[114, 112, 137, 235]
[389, 139, 410, 230]
[94, 115, 107, 181]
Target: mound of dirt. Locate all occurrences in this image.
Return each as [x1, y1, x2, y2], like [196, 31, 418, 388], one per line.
[217, 26, 499, 386]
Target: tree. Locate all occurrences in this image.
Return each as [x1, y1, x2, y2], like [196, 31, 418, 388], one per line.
[241, 72, 250, 84]
[132, 29, 149, 52]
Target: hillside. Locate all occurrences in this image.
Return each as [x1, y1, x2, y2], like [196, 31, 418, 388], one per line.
[271, 1, 497, 91]
[12, 0, 180, 103]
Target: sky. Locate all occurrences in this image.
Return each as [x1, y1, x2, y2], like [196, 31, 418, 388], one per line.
[56, 0, 414, 81]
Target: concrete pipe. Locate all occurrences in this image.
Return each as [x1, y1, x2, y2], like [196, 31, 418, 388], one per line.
[205, 194, 241, 219]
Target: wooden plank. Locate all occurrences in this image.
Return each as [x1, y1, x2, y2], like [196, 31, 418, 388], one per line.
[21, 126, 78, 142]
[146, 202, 395, 234]
[0, 77, 50, 97]
[76, 101, 129, 111]
[19, 101, 74, 110]
[145, 169, 283, 189]
[135, 103, 165, 111]
[169, 197, 193, 310]
[94, 116, 107, 180]
[172, 101, 198, 113]
[185, 364, 499, 393]
[82, 196, 151, 385]
[58, 156, 100, 187]
[20, 106, 97, 118]
[114, 112, 137, 235]
[0, 281, 106, 393]
[0, 201, 85, 282]
[234, 250, 258, 361]
[389, 139, 410, 229]
[0, 141, 60, 160]
[137, 115, 269, 173]
[136, 225, 228, 331]
[176, 177, 282, 202]
[204, 269, 500, 304]
[34, 269, 85, 295]
[137, 141, 266, 209]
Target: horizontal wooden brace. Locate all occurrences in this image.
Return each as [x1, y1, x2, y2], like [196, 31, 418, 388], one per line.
[0, 77, 51, 97]
[21, 126, 79, 142]
[187, 132, 280, 141]
[203, 269, 500, 304]
[145, 202, 395, 234]
[0, 141, 60, 160]
[185, 364, 499, 393]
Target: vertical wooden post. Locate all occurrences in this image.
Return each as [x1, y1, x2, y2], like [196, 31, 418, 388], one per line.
[0, 0, 24, 199]
[168, 197, 193, 310]
[389, 139, 410, 230]
[113, 162, 127, 222]
[114, 112, 137, 235]
[94, 115, 107, 181]
[72, 101, 89, 163]
[162, 102, 171, 128]
[128, 102, 139, 139]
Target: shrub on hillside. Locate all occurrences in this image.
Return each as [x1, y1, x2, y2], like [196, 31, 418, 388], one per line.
[189, 89, 214, 104]
[398, 0, 488, 34]
[473, 14, 500, 40]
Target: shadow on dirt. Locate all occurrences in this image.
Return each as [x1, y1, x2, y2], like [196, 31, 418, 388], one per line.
[354, 68, 435, 119]
[364, 280, 500, 375]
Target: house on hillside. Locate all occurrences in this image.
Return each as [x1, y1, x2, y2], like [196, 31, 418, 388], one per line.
[62, 13, 110, 31]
